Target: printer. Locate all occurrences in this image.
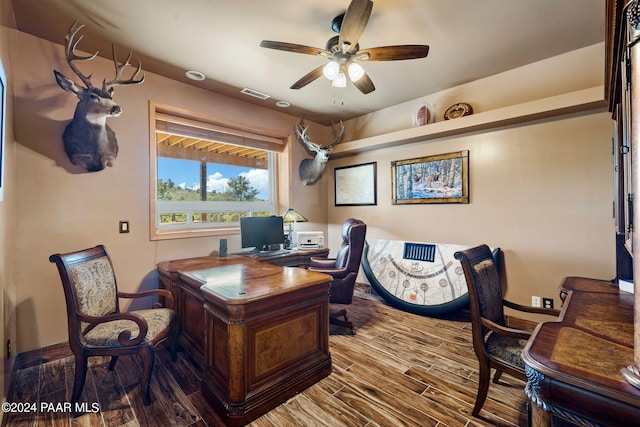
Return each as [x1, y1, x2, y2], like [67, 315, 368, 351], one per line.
[296, 231, 324, 249]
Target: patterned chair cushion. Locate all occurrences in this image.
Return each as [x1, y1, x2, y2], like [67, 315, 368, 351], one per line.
[70, 256, 117, 331]
[83, 308, 174, 348]
[486, 332, 528, 371]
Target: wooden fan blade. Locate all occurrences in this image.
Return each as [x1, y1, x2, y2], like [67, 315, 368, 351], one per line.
[260, 40, 330, 57]
[290, 65, 325, 89]
[352, 71, 375, 94]
[338, 0, 373, 53]
[358, 45, 430, 61]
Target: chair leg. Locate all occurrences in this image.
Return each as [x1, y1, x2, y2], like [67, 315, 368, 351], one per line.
[169, 321, 178, 362]
[71, 354, 88, 404]
[108, 356, 119, 371]
[139, 346, 155, 405]
[492, 369, 503, 384]
[329, 308, 355, 334]
[473, 362, 491, 417]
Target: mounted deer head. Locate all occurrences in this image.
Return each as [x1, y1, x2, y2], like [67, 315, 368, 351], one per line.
[296, 120, 344, 186]
[53, 21, 144, 172]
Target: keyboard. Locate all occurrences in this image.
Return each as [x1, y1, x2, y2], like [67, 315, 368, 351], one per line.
[256, 249, 291, 257]
[232, 248, 259, 255]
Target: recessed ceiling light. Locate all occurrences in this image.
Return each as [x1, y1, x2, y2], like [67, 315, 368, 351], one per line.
[276, 101, 290, 108]
[185, 70, 205, 81]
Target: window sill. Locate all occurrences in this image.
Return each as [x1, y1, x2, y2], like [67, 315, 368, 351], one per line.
[151, 226, 239, 241]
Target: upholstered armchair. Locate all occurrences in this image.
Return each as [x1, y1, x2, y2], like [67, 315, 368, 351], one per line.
[454, 244, 559, 417]
[49, 245, 178, 405]
[308, 218, 367, 334]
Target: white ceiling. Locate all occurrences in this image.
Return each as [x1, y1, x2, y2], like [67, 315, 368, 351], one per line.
[11, 0, 605, 125]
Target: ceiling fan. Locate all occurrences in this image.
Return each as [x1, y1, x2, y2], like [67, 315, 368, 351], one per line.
[260, 0, 429, 94]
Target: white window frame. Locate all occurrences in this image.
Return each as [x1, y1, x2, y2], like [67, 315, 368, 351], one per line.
[149, 101, 292, 240]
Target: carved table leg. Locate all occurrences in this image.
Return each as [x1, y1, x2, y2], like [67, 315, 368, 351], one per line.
[529, 403, 551, 427]
[525, 365, 552, 427]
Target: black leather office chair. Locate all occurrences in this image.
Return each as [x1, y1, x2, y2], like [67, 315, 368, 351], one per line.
[308, 218, 367, 334]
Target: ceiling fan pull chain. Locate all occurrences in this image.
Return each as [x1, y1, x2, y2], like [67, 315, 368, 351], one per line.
[332, 87, 344, 106]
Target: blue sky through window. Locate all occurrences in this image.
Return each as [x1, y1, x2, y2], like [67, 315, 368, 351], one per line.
[158, 157, 269, 200]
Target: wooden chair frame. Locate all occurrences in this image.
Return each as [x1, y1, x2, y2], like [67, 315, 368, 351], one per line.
[49, 245, 178, 405]
[454, 244, 559, 417]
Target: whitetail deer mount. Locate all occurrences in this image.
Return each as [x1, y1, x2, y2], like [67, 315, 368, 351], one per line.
[296, 120, 344, 186]
[53, 21, 144, 172]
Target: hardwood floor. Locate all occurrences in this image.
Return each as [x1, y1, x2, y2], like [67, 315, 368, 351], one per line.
[2, 292, 529, 426]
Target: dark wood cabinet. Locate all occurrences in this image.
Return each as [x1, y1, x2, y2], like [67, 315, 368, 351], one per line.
[608, 0, 635, 281]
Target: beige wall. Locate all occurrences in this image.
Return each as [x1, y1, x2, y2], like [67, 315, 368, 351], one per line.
[325, 43, 615, 313]
[327, 112, 614, 311]
[0, 0, 17, 407]
[12, 31, 327, 352]
[342, 44, 605, 141]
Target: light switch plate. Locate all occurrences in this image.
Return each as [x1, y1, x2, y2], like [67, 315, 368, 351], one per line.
[119, 221, 129, 233]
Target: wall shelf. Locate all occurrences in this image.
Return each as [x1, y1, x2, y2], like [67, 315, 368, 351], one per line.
[331, 86, 607, 159]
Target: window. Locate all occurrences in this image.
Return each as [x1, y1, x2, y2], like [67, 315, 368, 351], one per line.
[149, 102, 291, 240]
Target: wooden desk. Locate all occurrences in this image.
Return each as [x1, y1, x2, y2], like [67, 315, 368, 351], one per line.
[157, 248, 329, 366]
[523, 277, 640, 426]
[248, 247, 329, 267]
[157, 253, 332, 426]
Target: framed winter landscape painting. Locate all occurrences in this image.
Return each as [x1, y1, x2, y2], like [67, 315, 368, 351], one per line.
[391, 151, 469, 205]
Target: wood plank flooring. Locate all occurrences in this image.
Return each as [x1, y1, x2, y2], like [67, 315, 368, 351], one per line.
[2, 292, 529, 426]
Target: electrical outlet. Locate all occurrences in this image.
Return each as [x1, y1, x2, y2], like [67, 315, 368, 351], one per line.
[531, 296, 541, 308]
[543, 297, 554, 309]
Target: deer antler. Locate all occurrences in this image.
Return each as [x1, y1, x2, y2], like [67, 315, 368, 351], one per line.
[296, 120, 320, 151]
[64, 21, 98, 89]
[329, 121, 345, 148]
[295, 120, 308, 142]
[102, 44, 145, 92]
[296, 119, 345, 151]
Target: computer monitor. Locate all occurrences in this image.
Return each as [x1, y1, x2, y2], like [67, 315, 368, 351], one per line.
[240, 216, 285, 252]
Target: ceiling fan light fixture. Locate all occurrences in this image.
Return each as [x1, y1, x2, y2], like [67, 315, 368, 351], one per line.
[260, 0, 428, 96]
[332, 72, 347, 88]
[323, 61, 340, 80]
[347, 62, 365, 82]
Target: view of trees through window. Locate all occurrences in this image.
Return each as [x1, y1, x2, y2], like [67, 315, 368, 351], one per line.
[151, 105, 287, 237]
[157, 173, 262, 202]
[156, 146, 275, 227]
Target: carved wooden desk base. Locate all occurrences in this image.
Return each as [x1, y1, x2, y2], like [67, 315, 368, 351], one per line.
[158, 255, 332, 426]
[523, 277, 640, 427]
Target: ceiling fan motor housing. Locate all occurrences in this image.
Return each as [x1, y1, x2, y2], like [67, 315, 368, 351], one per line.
[331, 13, 345, 33]
[326, 36, 358, 57]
